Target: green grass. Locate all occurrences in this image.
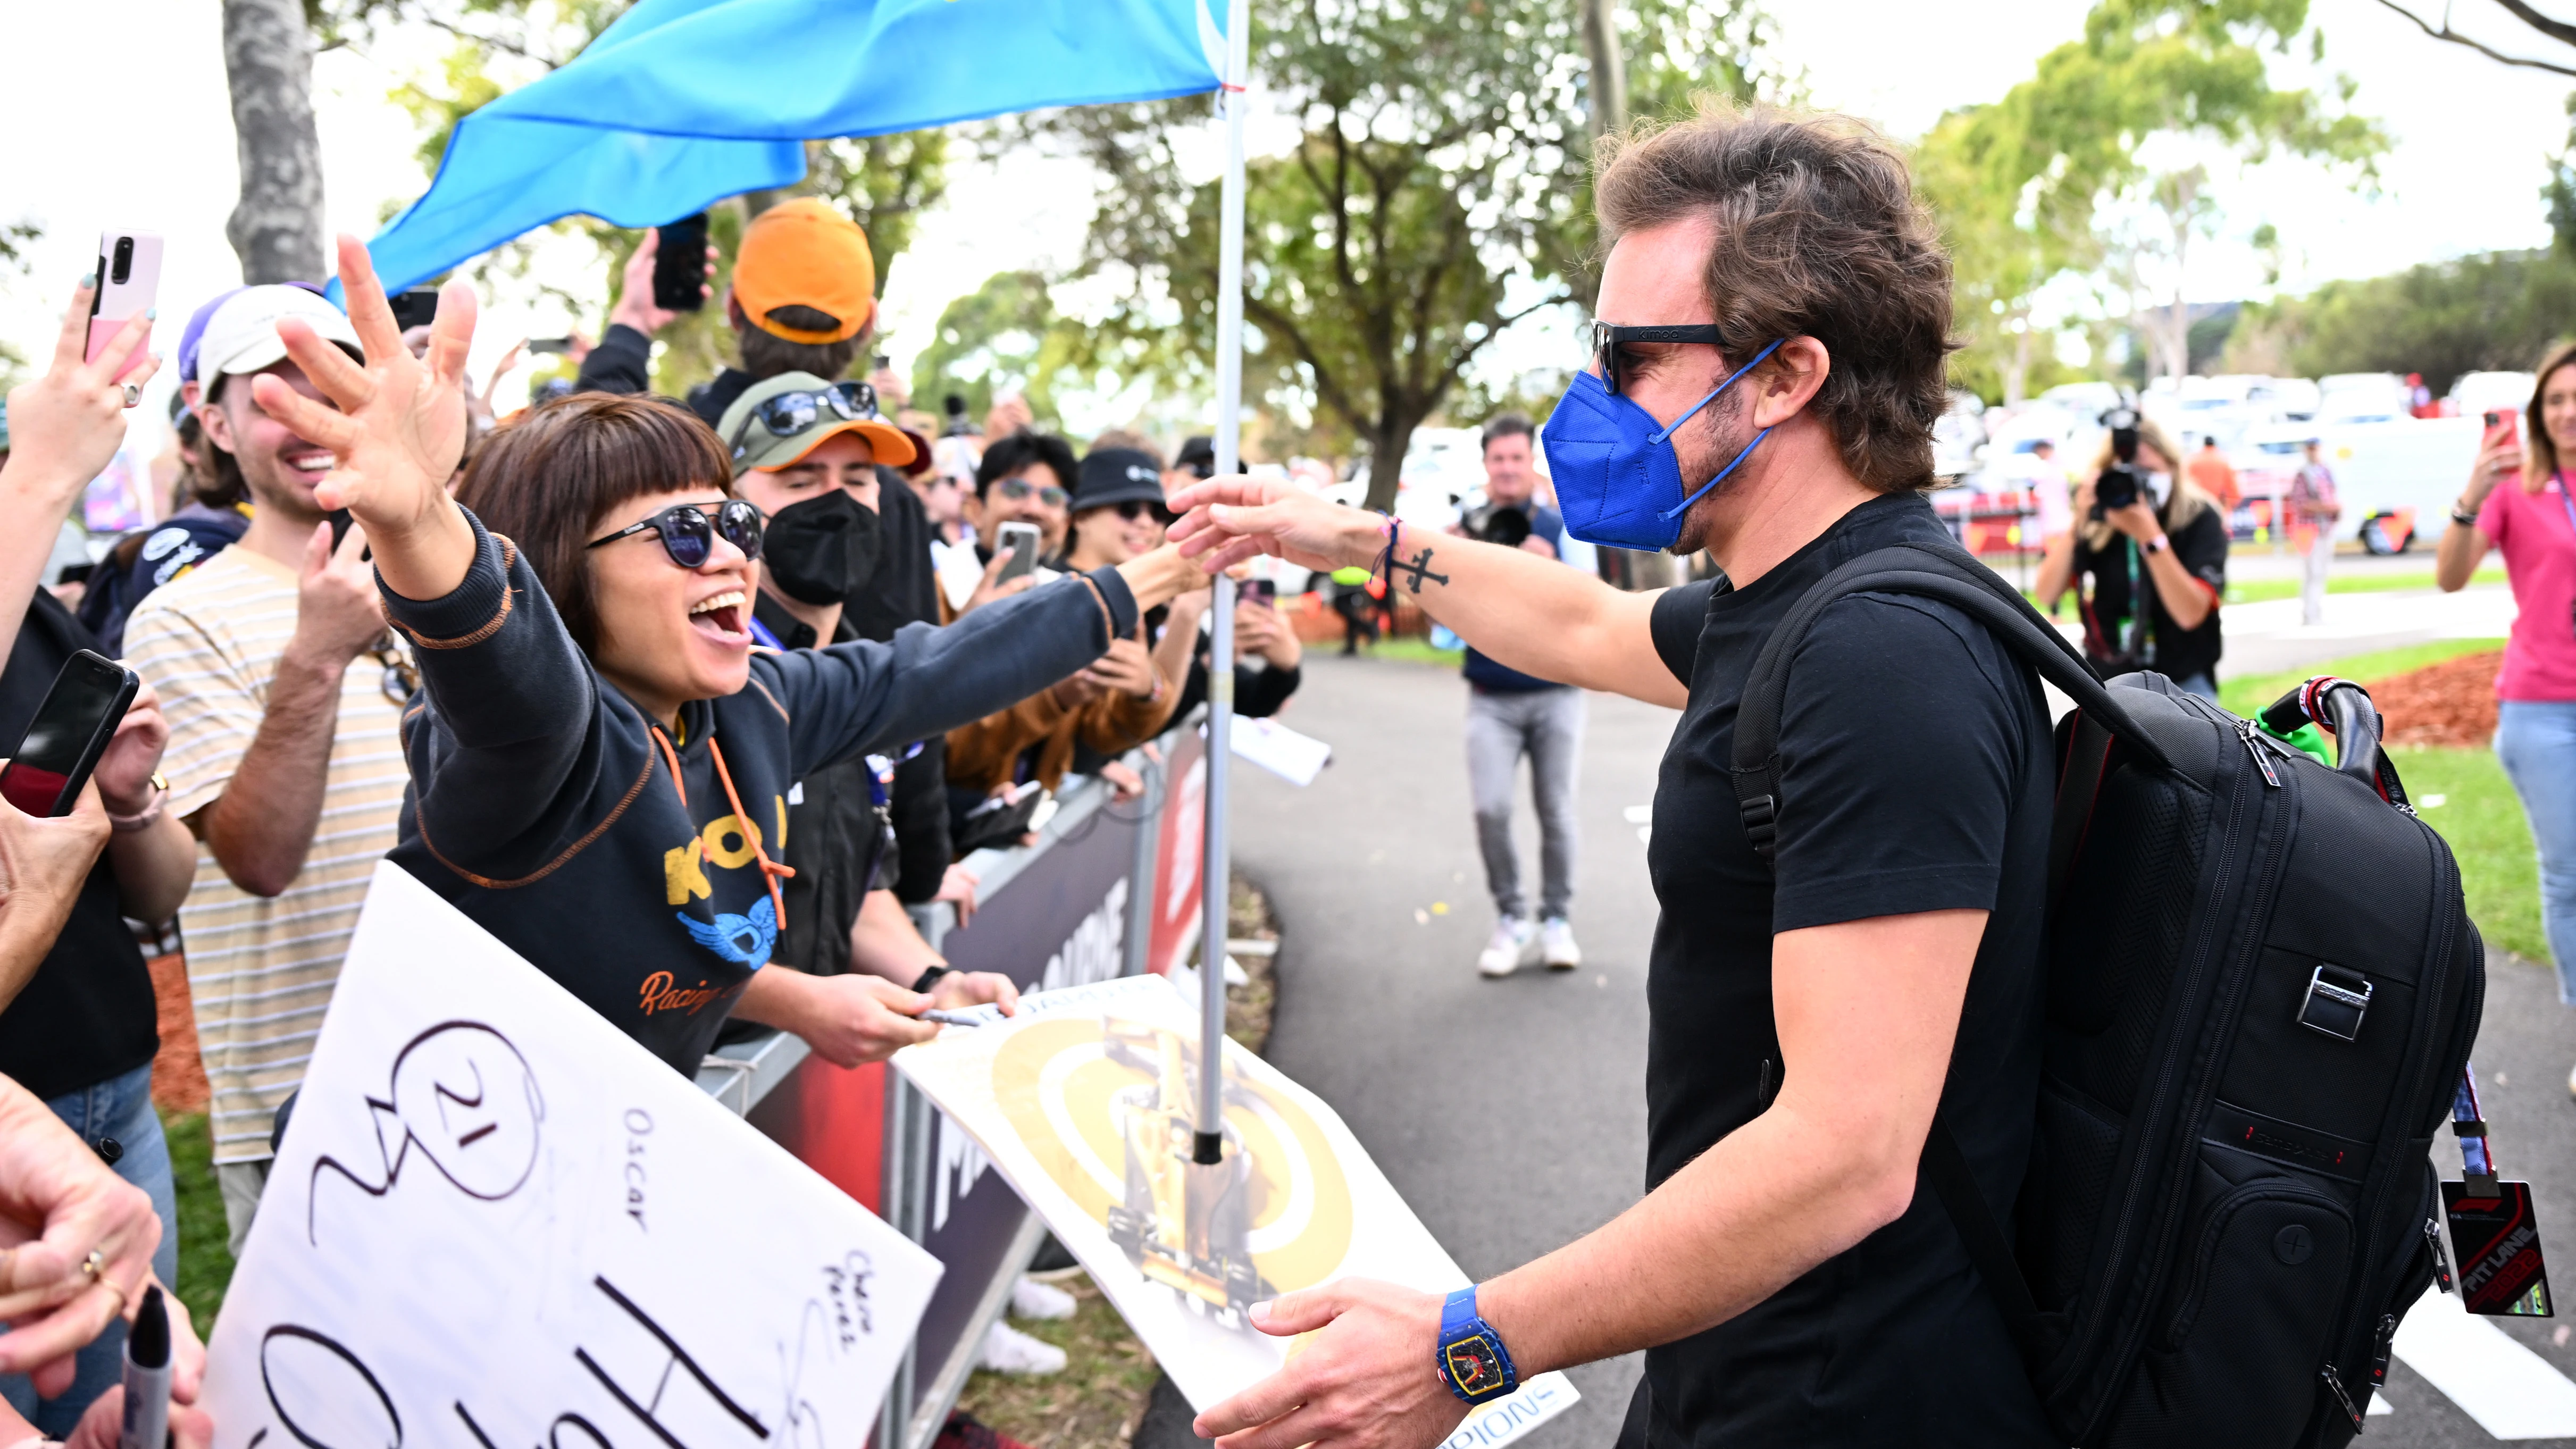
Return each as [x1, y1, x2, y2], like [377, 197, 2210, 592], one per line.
[2217, 638, 2505, 721]
[2223, 567, 2504, 605]
[161, 1111, 234, 1340]
[1356, 635, 1465, 666]
[2397, 745, 2547, 964]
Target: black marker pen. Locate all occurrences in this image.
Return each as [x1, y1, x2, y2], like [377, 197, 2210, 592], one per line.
[120, 1284, 170, 1449]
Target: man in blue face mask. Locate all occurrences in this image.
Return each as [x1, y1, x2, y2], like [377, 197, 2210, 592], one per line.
[1169, 105, 2055, 1449]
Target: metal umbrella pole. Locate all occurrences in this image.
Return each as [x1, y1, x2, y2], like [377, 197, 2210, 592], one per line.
[1195, 0, 1251, 1169]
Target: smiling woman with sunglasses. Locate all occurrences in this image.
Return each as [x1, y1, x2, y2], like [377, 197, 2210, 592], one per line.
[249, 237, 1208, 1077]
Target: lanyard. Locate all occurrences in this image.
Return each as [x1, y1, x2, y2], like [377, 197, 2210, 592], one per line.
[2453, 1064, 2495, 1183]
[747, 615, 787, 651]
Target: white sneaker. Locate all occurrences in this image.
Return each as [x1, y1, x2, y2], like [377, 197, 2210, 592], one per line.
[1540, 917, 1583, 970]
[1011, 1275, 1077, 1321]
[1478, 919, 1538, 978]
[980, 1320, 1068, 1376]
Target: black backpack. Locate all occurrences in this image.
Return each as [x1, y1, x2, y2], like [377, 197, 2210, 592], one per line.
[1730, 543, 2482, 1447]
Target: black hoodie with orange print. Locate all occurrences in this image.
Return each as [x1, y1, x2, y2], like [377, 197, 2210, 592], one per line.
[380, 507, 1135, 1075]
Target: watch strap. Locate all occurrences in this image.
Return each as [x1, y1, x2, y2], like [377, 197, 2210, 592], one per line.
[2142, 533, 2171, 556]
[1441, 1285, 1478, 1339]
[911, 964, 952, 993]
[2452, 501, 2482, 527]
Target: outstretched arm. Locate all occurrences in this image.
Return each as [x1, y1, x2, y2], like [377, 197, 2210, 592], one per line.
[1166, 481, 1683, 708]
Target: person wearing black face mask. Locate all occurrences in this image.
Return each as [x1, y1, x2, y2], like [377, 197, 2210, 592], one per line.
[717, 374, 1001, 991]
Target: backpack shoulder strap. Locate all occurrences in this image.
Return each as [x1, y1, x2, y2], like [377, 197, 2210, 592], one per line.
[1727, 541, 2170, 861]
[1722, 539, 2173, 1380]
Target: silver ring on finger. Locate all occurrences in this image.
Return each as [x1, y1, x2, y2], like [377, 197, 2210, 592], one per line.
[121, 383, 140, 408]
[80, 1247, 104, 1279]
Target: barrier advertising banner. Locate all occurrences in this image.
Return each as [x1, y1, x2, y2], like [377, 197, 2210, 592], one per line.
[893, 975, 1579, 1445]
[1146, 728, 1209, 977]
[204, 863, 941, 1449]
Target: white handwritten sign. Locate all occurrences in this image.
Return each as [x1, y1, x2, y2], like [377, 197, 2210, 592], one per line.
[203, 862, 940, 1449]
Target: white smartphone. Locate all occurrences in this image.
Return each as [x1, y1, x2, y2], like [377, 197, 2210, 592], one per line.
[995, 521, 1043, 584]
[87, 230, 162, 382]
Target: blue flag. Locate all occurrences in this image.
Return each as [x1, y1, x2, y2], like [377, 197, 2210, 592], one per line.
[361, 0, 1227, 295]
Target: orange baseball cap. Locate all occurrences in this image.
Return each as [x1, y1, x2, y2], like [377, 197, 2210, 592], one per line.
[733, 198, 876, 345]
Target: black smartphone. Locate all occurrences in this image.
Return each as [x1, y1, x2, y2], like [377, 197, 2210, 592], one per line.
[389, 289, 440, 331]
[329, 508, 354, 551]
[1239, 578, 1277, 610]
[1, 650, 138, 817]
[527, 337, 574, 356]
[652, 213, 710, 313]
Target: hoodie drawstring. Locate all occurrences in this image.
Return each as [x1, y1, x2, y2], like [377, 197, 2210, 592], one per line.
[651, 723, 794, 953]
[708, 736, 793, 939]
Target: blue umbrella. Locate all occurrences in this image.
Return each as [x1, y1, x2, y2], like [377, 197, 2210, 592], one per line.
[358, 0, 1228, 294]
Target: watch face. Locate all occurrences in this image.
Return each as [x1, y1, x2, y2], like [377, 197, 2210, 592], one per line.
[1444, 1335, 1508, 1400]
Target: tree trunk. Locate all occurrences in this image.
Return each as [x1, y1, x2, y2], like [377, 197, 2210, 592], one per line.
[1362, 415, 1419, 514]
[1580, 0, 1628, 141]
[220, 0, 325, 284]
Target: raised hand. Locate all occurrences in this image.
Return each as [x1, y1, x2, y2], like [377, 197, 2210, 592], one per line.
[255, 234, 481, 602]
[3, 278, 157, 508]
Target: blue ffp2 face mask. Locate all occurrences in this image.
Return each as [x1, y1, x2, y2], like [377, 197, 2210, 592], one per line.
[1541, 338, 1784, 552]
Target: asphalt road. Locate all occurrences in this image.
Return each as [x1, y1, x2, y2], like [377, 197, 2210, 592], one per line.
[1231, 652, 1670, 1449]
[1226, 646, 2576, 1449]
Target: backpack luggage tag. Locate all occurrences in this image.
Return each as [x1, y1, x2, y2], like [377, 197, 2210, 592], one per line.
[2442, 1066, 2553, 1317]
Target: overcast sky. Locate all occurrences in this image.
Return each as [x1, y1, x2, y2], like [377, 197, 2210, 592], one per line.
[2, 0, 2565, 435]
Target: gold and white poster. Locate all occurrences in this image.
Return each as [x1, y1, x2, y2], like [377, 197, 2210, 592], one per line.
[893, 974, 1577, 1448]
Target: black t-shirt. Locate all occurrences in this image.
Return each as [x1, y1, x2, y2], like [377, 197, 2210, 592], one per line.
[0, 594, 160, 1101]
[1637, 493, 2052, 1447]
[751, 591, 892, 976]
[2068, 500, 2227, 683]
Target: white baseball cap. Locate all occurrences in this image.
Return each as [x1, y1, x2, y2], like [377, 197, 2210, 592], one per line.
[196, 285, 362, 380]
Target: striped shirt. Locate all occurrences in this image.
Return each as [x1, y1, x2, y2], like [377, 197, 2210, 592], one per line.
[122, 547, 409, 1165]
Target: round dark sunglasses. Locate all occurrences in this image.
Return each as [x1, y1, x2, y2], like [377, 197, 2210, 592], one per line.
[1096, 498, 1176, 524]
[586, 500, 766, 568]
[729, 381, 882, 461]
[996, 476, 1071, 509]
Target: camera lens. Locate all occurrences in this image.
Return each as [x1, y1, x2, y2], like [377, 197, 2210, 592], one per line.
[111, 237, 133, 286]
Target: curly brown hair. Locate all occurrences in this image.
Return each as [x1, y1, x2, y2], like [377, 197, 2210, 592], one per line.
[1592, 103, 1954, 493]
[454, 392, 734, 657]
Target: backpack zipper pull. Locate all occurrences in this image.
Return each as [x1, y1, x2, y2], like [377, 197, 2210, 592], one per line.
[2321, 1363, 2365, 1432]
[2238, 720, 2282, 788]
[2428, 1216, 2456, 1294]
[2370, 1312, 2399, 1389]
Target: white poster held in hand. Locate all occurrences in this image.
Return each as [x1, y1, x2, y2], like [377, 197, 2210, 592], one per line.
[201, 862, 940, 1449]
[894, 976, 1579, 1448]
[1226, 717, 1331, 787]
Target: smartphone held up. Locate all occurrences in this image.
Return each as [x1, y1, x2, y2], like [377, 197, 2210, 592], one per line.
[0, 650, 138, 817]
[653, 213, 711, 314]
[86, 229, 162, 387]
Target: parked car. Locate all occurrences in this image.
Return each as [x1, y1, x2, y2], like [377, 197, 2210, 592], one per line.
[2318, 373, 2409, 425]
[2449, 370, 2536, 420]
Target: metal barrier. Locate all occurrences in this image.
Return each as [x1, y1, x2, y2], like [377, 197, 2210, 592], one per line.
[691, 715, 1210, 1449]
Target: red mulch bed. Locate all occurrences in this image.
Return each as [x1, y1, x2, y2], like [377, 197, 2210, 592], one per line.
[2368, 651, 2502, 749]
[148, 952, 209, 1114]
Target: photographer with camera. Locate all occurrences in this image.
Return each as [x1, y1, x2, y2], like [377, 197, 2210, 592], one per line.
[2035, 411, 2226, 699]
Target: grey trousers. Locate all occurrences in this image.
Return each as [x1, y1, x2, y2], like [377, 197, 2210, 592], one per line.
[1467, 685, 1584, 920]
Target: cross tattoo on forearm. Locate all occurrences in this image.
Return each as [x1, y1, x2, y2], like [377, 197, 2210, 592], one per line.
[1389, 546, 1448, 594]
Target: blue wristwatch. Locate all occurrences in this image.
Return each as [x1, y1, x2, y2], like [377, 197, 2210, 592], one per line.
[1434, 1286, 1520, 1404]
